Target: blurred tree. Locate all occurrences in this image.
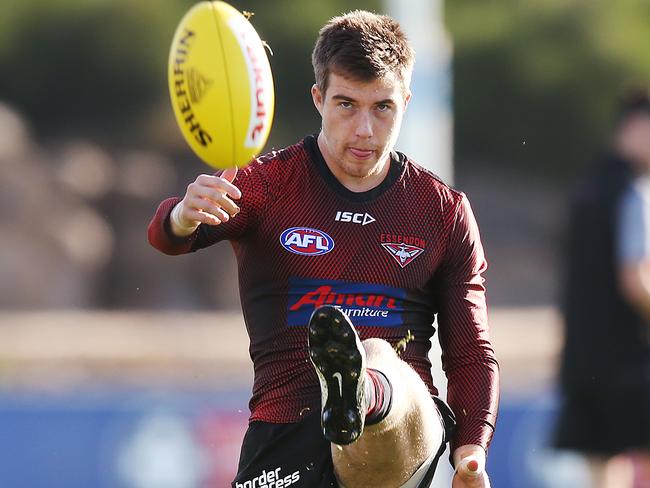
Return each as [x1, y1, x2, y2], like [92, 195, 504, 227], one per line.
[0, 0, 380, 148]
[0, 0, 189, 139]
[6, 0, 649, 180]
[446, 0, 650, 179]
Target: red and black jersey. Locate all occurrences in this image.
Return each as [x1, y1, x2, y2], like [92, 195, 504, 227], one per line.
[148, 135, 499, 451]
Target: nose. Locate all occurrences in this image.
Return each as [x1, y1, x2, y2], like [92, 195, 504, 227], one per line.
[354, 111, 373, 139]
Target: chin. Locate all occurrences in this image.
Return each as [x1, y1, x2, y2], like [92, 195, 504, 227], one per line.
[344, 164, 378, 179]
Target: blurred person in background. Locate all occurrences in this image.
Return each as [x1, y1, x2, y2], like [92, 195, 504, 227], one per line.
[149, 10, 498, 488]
[556, 88, 650, 488]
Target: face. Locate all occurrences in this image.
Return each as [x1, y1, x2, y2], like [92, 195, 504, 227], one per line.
[311, 71, 411, 189]
[617, 113, 650, 171]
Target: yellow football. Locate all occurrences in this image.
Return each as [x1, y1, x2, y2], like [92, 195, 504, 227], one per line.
[168, 1, 274, 169]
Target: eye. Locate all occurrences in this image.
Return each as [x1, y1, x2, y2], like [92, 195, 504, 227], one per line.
[339, 101, 353, 109]
[376, 103, 391, 112]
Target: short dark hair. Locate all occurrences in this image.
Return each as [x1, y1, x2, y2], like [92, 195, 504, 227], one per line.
[311, 10, 415, 95]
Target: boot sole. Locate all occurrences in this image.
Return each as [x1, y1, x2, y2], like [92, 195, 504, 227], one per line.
[308, 306, 366, 445]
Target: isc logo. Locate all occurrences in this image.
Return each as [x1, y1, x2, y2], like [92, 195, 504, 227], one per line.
[280, 227, 335, 256]
[335, 211, 376, 226]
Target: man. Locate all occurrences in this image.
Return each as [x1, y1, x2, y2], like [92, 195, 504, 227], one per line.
[556, 89, 650, 487]
[149, 10, 498, 488]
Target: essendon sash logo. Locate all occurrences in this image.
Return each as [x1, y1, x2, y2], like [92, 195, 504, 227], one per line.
[381, 243, 424, 268]
[380, 234, 426, 268]
[287, 279, 406, 327]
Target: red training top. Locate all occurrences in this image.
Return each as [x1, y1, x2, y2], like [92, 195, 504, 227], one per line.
[148, 135, 499, 452]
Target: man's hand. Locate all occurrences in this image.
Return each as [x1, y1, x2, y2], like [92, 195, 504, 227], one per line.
[452, 444, 491, 488]
[170, 168, 241, 236]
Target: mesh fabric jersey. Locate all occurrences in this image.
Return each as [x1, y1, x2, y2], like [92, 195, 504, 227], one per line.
[148, 135, 499, 451]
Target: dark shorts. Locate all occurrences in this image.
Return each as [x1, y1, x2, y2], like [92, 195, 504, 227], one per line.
[555, 387, 650, 456]
[232, 397, 456, 488]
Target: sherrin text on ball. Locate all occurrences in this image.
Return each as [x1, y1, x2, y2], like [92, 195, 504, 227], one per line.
[168, 1, 274, 169]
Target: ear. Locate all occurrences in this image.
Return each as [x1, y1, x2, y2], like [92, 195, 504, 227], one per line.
[311, 84, 324, 115]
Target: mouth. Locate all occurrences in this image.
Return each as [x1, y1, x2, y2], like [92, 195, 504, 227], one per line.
[348, 148, 375, 160]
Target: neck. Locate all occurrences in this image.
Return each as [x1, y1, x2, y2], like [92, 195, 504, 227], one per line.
[317, 132, 391, 193]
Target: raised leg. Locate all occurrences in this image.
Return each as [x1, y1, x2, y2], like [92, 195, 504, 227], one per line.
[308, 306, 444, 488]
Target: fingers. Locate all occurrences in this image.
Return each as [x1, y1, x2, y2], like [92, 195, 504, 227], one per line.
[185, 191, 239, 218]
[221, 166, 238, 183]
[453, 456, 490, 488]
[196, 173, 241, 200]
[458, 456, 482, 477]
[181, 206, 228, 226]
[179, 171, 242, 226]
[182, 201, 230, 221]
[453, 445, 489, 488]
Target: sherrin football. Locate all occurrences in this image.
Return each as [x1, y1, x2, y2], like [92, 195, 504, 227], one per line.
[168, 1, 274, 169]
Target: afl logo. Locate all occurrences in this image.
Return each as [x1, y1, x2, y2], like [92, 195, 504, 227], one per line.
[280, 227, 335, 256]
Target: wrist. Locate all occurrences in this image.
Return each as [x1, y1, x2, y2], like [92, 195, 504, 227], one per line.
[170, 203, 199, 236]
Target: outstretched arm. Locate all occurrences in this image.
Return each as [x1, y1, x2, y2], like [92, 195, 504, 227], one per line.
[148, 166, 254, 255]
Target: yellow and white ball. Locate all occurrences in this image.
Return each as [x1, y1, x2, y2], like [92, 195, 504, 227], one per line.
[168, 1, 274, 169]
